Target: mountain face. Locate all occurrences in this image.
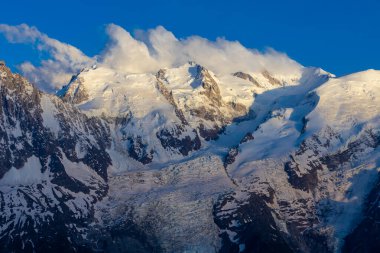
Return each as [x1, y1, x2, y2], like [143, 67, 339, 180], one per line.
[0, 60, 380, 253]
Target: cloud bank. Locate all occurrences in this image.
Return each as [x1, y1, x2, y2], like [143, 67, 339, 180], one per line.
[0, 24, 92, 91]
[0, 23, 302, 92]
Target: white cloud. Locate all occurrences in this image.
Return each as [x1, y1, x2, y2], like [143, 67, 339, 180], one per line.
[0, 23, 41, 43]
[102, 24, 302, 75]
[0, 24, 92, 92]
[0, 23, 302, 92]
[99, 24, 159, 73]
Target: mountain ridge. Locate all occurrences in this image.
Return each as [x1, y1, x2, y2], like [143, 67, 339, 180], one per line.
[0, 60, 380, 253]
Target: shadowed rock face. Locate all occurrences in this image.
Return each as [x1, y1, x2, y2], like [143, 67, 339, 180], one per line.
[224, 133, 254, 168]
[198, 123, 224, 141]
[224, 147, 238, 168]
[214, 159, 334, 253]
[0, 64, 112, 252]
[340, 130, 380, 253]
[127, 135, 154, 164]
[240, 132, 254, 144]
[343, 173, 380, 253]
[284, 159, 321, 193]
[59, 74, 89, 104]
[214, 191, 295, 253]
[157, 128, 201, 156]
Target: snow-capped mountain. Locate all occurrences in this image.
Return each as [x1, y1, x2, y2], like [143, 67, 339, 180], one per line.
[0, 62, 111, 252]
[0, 58, 379, 253]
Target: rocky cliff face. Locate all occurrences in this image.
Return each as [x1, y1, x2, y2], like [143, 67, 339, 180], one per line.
[0, 64, 111, 252]
[1, 62, 380, 253]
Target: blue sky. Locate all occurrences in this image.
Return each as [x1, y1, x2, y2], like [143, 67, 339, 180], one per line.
[0, 0, 379, 77]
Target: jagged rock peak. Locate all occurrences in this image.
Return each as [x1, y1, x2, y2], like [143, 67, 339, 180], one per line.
[156, 68, 167, 80]
[55, 64, 98, 104]
[194, 65, 222, 106]
[0, 62, 36, 94]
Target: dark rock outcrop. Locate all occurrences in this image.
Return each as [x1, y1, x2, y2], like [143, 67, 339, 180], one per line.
[233, 71, 262, 87]
[262, 70, 283, 86]
[0, 64, 111, 253]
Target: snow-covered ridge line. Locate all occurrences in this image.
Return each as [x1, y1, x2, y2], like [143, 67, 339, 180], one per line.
[2, 58, 380, 253]
[54, 61, 332, 164]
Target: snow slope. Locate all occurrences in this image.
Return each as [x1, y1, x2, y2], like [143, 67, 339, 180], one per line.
[307, 69, 380, 135]
[222, 69, 380, 252]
